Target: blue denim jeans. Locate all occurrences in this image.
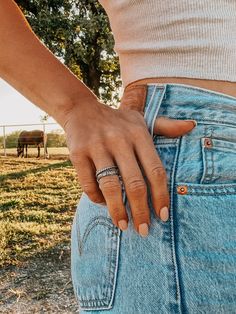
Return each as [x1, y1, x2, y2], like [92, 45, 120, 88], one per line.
[71, 83, 236, 313]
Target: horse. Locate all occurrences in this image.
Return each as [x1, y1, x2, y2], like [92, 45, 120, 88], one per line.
[17, 130, 49, 158]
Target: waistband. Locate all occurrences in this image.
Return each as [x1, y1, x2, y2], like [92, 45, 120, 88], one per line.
[120, 83, 236, 128]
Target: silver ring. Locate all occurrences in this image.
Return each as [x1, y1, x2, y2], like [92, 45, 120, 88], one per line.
[96, 166, 120, 183]
[96, 166, 119, 177]
[96, 166, 124, 190]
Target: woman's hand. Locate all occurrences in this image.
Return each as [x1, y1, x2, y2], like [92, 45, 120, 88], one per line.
[64, 100, 196, 237]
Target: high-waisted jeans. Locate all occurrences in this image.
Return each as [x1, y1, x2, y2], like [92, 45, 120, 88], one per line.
[71, 83, 236, 314]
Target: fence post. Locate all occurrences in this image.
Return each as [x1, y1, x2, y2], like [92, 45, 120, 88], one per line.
[3, 126, 6, 157]
[43, 123, 46, 159]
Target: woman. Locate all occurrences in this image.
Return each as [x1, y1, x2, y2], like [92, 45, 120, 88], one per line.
[1, 1, 236, 313]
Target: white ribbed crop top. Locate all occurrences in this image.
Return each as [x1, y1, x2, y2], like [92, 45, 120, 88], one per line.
[98, 0, 236, 88]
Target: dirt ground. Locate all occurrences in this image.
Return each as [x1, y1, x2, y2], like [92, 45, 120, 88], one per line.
[0, 242, 79, 314]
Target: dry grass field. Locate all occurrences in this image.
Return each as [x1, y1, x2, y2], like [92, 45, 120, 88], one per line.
[0, 156, 82, 313]
[1, 147, 69, 159]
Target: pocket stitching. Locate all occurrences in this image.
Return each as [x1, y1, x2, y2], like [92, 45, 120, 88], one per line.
[200, 136, 236, 184]
[77, 216, 116, 256]
[176, 182, 236, 195]
[75, 214, 120, 309]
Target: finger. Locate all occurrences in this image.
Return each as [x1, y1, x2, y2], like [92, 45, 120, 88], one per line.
[113, 145, 151, 237]
[92, 151, 129, 231]
[69, 152, 105, 204]
[154, 116, 197, 137]
[134, 130, 170, 221]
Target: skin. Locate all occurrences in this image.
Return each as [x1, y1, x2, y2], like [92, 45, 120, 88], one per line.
[1, 1, 233, 237]
[125, 77, 236, 99]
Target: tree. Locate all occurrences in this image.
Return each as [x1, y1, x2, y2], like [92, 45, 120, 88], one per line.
[15, 0, 122, 105]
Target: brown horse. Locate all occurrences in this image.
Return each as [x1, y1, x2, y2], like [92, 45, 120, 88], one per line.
[17, 130, 49, 158]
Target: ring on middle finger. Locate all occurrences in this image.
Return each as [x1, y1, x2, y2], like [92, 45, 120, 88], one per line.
[96, 165, 120, 183]
[96, 166, 125, 191]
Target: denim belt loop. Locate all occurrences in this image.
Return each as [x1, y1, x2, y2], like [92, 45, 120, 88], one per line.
[144, 84, 167, 137]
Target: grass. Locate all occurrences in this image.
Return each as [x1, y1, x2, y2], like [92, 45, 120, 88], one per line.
[1, 147, 69, 159]
[0, 156, 82, 267]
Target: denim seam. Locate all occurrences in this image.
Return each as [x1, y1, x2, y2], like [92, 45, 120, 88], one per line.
[210, 143, 214, 182]
[169, 135, 182, 312]
[178, 192, 236, 196]
[211, 128, 216, 182]
[213, 137, 236, 143]
[176, 183, 236, 188]
[203, 147, 211, 182]
[154, 137, 178, 146]
[108, 227, 121, 308]
[204, 127, 215, 183]
[173, 135, 192, 313]
[200, 138, 206, 184]
[164, 117, 236, 128]
[174, 189, 187, 314]
[106, 226, 118, 307]
[175, 183, 236, 194]
[213, 146, 236, 152]
[155, 143, 177, 148]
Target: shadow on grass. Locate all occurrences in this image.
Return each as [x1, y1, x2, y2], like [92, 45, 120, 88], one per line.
[1, 235, 73, 270]
[0, 160, 72, 184]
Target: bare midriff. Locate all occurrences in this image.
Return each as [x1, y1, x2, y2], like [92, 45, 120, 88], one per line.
[126, 77, 236, 98]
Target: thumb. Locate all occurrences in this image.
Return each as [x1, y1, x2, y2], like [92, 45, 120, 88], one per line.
[153, 116, 197, 137]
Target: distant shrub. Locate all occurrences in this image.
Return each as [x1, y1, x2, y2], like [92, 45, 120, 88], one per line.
[6, 131, 22, 148]
[47, 130, 66, 147]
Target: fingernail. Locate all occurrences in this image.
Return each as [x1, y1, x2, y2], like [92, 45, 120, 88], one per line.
[185, 120, 197, 127]
[160, 207, 169, 222]
[118, 220, 128, 231]
[138, 223, 149, 237]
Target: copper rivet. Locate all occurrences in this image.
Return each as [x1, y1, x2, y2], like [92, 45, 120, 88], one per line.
[177, 185, 188, 195]
[204, 137, 213, 147]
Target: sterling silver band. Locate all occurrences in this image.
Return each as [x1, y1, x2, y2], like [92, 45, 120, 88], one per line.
[96, 166, 120, 183]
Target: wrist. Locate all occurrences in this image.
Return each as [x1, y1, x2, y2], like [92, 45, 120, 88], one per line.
[57, 94, 102, 131]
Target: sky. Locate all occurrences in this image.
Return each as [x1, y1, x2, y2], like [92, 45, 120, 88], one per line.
[0, 78, 61, 135]
[0, 77, 123, 136]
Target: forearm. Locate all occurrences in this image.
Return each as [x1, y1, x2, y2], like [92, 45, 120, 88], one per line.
[0, 0, 99, 127]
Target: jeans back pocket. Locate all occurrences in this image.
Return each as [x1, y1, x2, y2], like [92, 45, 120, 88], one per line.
[71, 192, 120, 311]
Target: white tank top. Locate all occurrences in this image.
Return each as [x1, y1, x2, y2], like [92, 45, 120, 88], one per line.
[98, 0, 236, 88]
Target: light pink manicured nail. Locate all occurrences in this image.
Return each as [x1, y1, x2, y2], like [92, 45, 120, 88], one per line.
[118, 220, 128, 231]
[160, 206, 169, 222]
[184, 119, 198, 127]
[138, 223, 149, 237]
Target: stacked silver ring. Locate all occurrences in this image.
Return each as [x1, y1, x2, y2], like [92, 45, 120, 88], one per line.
[96, 166, 120, 183]
[96, 166, 124, 190]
